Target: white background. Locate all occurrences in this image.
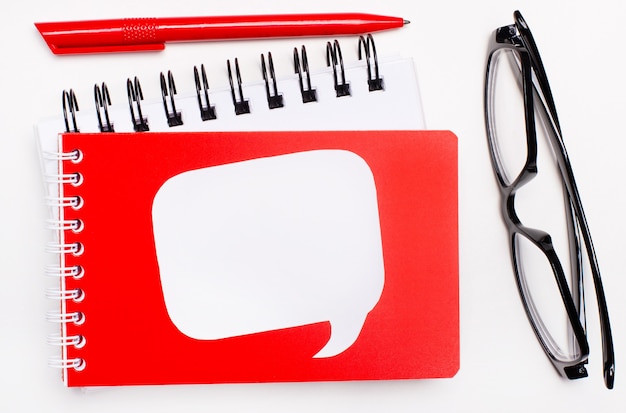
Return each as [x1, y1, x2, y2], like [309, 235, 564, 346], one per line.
[2, 0, 625, 411]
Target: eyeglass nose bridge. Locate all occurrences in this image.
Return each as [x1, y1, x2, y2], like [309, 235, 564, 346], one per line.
[496, 161, 538, 229]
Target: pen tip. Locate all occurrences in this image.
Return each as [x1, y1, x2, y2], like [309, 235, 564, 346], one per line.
[403, 19, 411, 25]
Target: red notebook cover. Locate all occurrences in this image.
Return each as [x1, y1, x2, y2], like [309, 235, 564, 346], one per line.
[51, 130, 458, 387]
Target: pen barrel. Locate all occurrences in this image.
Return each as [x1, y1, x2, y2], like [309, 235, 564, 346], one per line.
[153, 13, 405, 40]
[36, 13, 405, 54]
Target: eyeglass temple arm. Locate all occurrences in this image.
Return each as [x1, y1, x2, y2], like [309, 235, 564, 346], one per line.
[537, 98, 615, 389]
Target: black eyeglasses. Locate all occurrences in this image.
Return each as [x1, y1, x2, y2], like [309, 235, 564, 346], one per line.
[484, 10, 614, 389]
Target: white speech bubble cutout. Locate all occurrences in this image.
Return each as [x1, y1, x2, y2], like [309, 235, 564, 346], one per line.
[152, 149, 385, 358]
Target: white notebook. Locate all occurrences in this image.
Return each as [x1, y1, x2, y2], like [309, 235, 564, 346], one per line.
[37, 39, 425, 140]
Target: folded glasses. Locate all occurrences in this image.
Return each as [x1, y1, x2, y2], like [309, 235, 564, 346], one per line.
[483, 10, 615, 389]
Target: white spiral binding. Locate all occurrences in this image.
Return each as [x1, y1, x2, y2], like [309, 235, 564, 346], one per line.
[46, 310, 85, 325]
[43, 148, 83, 163]
[46, 218, 84, 233]
[48, 357, 86, 372]
[48, 333, 86, 349]
[45, 241, 84, 256]
[44, 148, 86, 373]
[45, 264, 84, 279]
[45, 287, 85, 302]
[45, 172, 84, 186]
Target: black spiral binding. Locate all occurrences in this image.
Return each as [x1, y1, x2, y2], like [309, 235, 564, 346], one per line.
[62, 35, 385, 129]
[160, 70, 184, 127]
[127, 77, 149, 132]
[194, 64, 217, 121]
[326, 39, 351, 97]
[358, 34, 384, 91]
[94, 83, 114, 132]
[227, 58, 251, 115]
[293, 45, 317, 103]
[62, 89, 79, 133]
[261, 52, 284, 109]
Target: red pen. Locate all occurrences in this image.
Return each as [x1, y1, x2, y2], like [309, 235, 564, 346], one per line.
[35, 13, 409, 55]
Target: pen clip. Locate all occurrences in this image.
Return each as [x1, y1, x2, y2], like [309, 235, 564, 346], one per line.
[45, 43, 166, 55]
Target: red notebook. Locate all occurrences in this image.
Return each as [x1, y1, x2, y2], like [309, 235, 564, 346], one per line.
[46, 129, 458, 387]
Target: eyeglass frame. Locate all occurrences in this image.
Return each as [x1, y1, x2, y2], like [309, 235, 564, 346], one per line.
[483, 10, 614, 389]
